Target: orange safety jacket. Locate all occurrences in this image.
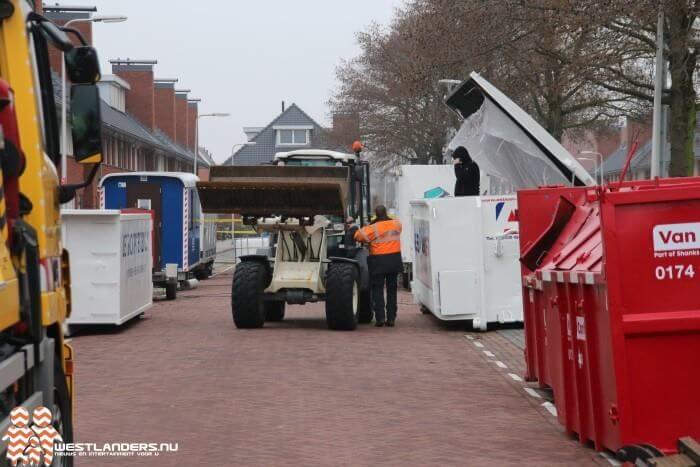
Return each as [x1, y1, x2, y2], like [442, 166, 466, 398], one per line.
[354, 219, 402, 256]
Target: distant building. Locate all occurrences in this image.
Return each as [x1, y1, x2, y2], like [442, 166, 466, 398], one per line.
[225, 103, 333, 165]
[44, 5, 212, 208]
[564, 117, 700, 183]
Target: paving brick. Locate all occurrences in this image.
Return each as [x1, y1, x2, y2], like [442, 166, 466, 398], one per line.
[71, 270, 606, 466]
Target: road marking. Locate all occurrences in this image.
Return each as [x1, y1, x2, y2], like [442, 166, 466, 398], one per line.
[483, 350, 495, 357]
[473, 342, 484, 348]
[599, 452, 621, 466]
[524, 387, 541, 399]
[508, 373, 523, 382]
[464, 335, 474, 340]
[212, 263, 236, 277]
[494, 361, 507, 369]
[542, 401, 557, 417]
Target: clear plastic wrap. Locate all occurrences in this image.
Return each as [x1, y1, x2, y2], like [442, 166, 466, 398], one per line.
[447, 99, 574, 190]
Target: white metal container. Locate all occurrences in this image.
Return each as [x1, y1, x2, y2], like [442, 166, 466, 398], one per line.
[411, 196, 520, 328]
[62, 209, 153, 326]
[396, 165, 456, 264]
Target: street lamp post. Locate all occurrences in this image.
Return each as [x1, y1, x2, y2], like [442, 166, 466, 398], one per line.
[194, 112, 230, 175]
[230, 142, 256, 166]
[579, 151, 603, 186]
[60, 15, 127, 184]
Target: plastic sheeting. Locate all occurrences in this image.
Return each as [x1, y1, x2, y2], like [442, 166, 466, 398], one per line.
[447, 99, 575, 191]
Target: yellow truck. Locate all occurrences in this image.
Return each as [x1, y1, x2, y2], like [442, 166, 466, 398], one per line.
[0, 1, 105, 462]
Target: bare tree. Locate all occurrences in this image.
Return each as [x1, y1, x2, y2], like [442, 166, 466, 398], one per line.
[332, 0, 699, 176]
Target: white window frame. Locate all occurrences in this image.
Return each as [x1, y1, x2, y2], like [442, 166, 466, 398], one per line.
[274, 125, 312, 146]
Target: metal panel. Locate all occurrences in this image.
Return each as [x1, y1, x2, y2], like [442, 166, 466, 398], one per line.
[0, 343, 35, 393]
[438, 270, 479, 316]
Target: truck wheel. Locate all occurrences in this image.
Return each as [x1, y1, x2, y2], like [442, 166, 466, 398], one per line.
[194, 269, 207, 280]
[358, 289, 373, 324]
[265, 301, 285, 322]
[165, 282, 177, 300]
[53, 360, 74, 467]
[325, 263, 359, 330]
[231, 261, 267, 328]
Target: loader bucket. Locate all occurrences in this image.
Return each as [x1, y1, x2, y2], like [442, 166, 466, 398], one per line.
[197, 165, 350, 217]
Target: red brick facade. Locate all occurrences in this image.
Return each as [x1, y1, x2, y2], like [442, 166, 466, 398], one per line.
[175, 93, 189, 148]
[187, 101, 198, 153]
[154, 83, 177, 141]
[113, 63, 156, 131]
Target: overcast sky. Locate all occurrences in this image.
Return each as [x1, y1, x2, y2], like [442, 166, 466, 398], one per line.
[65, 0, 404, 163]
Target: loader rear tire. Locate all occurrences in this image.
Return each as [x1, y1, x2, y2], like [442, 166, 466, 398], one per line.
[232, 261, 267, 328]
[265, 301, 285, 322]
[165, 282, 177, 300]
[325, 263, 359, 331]
[358, 289, 373, 324]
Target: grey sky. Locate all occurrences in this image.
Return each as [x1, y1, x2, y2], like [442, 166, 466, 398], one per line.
[63, 0, 404, 163]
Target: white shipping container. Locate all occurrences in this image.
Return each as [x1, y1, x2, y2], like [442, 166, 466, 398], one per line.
[396, 165, 456, 264]
[62, 210, 153, 326]
[411, 196, 521, 329]
[411, 73, 594, 327]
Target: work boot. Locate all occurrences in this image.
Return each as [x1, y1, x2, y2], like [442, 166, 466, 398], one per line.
[386, 320, 395, 327]
[375, 321, 385, 327]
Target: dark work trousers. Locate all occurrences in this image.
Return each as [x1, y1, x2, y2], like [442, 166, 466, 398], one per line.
[371, 273, 398, 323]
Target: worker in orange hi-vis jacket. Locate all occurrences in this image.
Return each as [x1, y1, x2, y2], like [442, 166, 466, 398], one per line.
[350, 205, 402, 327]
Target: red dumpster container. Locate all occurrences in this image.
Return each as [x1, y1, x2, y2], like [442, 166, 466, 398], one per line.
[518, 177, 700, 454]
[518, 186, 587, 386]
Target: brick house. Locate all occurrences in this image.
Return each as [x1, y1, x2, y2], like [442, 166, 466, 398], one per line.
[44, 5, 212, 208]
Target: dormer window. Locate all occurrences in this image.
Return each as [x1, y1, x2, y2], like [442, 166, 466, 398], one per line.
[274, 125, 311, 146]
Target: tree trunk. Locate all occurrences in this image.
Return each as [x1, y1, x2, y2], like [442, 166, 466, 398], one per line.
[667, 7, 696, 177]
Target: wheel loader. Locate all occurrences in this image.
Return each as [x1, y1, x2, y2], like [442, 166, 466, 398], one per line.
[197, 146, 373, 330]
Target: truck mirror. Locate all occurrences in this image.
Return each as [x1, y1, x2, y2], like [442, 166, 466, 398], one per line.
[65, 47, 101, 84]
[70, 84, 103, 164]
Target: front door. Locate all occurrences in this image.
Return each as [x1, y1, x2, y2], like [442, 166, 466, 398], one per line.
[127, 183, 162, 268]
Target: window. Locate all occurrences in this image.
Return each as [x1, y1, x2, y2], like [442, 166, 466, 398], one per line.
[276, 128, 309, 146]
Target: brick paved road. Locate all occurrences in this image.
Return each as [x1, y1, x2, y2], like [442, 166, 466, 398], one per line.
[71, 269, 606, 466]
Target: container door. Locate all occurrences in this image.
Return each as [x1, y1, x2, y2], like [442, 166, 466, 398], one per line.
[127, 183, 162, 268]
[438, 270, 479, 316]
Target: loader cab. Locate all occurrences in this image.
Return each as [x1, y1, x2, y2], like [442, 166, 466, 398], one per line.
[273, 150, 371, 227]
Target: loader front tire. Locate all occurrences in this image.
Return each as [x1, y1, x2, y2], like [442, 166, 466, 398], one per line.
[325, 263, 359, 331]
[265, 301, 285, 322]
[232, 261, 267, 328]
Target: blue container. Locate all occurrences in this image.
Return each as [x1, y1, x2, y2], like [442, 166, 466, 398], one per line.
[99, 172, 202, 276]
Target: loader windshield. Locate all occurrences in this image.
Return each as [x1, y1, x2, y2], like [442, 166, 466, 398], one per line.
[280, 158, 342, 167]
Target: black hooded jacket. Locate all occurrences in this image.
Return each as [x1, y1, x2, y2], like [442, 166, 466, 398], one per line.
[454, 160, 480, 196]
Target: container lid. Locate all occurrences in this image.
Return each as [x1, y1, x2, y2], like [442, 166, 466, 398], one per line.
[99, 172, 199, 188]
[445, 73, 595, 187]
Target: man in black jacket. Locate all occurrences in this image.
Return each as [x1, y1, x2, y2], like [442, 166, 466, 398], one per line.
[452, 146, 480, 196]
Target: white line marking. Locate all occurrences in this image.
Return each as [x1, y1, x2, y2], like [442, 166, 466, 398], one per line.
[495, 361, 507, 369]
[524, 387, 541, 399]
[212, 263, 236, 277]
[508, 373, 523, 382]
[464, 335, 474, 340]
[483, 350, 495, 357]
[599, 452, 621, 466]
[473, 342, 484, 348]
[542, 401, 557, 417]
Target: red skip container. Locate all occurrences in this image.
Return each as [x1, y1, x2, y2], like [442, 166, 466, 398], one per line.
[518, 177, 700, 454]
